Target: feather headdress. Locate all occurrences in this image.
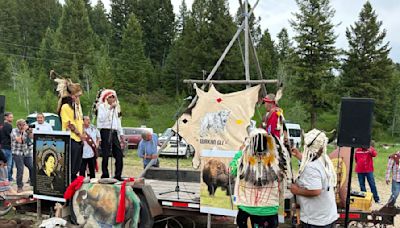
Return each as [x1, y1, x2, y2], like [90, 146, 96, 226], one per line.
[238, 128, 292, 186]
[299, 129, 337, 188]
[50, 70, 83, 117]
[97, 89, 121, 117]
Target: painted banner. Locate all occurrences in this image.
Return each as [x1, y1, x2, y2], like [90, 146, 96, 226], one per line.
[33, 131, 70, 202]
[177, 85, 260, 216]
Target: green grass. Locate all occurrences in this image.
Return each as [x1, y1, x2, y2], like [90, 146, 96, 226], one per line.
[200, 182, 236, 210]
[369, 143, 400, 181]
[1, 89, 179, 134]
[122, 149, 194, 177]
[1, 90, 33, 122]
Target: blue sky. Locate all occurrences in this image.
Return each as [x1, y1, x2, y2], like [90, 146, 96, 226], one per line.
[93, 0, 399, 63]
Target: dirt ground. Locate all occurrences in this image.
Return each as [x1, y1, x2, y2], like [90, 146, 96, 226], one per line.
[348, 176, 399, 227]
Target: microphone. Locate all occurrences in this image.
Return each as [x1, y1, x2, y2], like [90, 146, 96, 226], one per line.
[183, 96, 192, 101]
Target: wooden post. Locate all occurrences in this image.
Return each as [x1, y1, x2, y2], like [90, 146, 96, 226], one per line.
[207, 213, 212, 228]
[244, 0, 250, 88]
[204, 23, 244, 89]
[37, 199, 42, 220]
[201, 0, 260, 89]
[249, 34, 267, 96]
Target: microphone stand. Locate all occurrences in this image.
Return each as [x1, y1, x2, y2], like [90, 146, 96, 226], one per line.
[107, 104, 116, 178]
[159, 97, 195, 199]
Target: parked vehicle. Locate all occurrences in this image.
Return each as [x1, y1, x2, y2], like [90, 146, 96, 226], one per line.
[26, 112, 61, 130]
[123, 127, 153, 149]
[285, 123, 302, 148]
[158, 128, 195, 158]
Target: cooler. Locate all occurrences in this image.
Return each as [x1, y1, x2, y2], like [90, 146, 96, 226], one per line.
[350, 191, 372, 211]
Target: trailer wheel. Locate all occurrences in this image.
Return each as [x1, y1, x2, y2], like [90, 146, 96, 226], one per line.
[136, 192, 154, 228]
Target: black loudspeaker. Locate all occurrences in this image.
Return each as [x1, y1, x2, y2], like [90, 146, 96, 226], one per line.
[0, 95, 4, 126]
[337, 98, 374, 148]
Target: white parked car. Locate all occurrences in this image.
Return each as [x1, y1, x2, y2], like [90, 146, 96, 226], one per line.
[157, 128, 195, 158]
[285, 123, 302, 148]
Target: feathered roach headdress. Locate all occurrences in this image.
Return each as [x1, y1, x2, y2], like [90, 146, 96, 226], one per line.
[97, 89, 121, 117]
[50, 70, 83, 117]
[238, 128, 292, 186]
[299, 129, 337, 188]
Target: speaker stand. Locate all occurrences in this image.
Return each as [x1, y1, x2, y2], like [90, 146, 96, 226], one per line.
[344, 147, 355, 228]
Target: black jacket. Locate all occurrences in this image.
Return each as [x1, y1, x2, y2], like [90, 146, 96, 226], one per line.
[0, 122, 12, 150]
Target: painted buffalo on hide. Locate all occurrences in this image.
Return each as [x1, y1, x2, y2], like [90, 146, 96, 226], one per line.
[73, 183, 141, 228]
[202, 159, 234, 196]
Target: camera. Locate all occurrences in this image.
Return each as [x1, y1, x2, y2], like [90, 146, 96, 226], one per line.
[25, 120, 35, 132]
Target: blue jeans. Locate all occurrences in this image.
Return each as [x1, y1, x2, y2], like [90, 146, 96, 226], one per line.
[388, 181, 400, 206]
[12, 155, 33, 189]
[357, 172, 380, 202]
[1, 149, 14, 181]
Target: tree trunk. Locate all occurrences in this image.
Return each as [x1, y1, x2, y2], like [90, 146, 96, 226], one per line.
[311, 110, 317, 129]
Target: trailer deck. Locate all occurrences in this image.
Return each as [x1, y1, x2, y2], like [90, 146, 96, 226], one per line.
[143, 167, 201, 214]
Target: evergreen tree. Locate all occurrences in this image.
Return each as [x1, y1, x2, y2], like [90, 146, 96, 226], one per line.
[55, 0, 95, 79]
[83, 0, 92, 14]
[176, 0, 189, 37]
[14, 60, 35, 113]
[16, 0, 62, 58]
[134, 0, 175, 67]
[181, 0, 243, 92]
[90, 0, 112, 46]
[276, 28, 295, 88]
[110, 0, 135, 55]
[136, 95, 151, 123]
[290, 0, 339, 128]
[235, 2, 262, 44]
[162, 0, 192, 96]
[70, 55, 79, 82]
[234, 2, 262, 82]
[35, 28, 58, 102]
[0, 0, 20, 54]
[0, 54, 9, 89]
[37, 28, 58, 73]
[340, 1, 393, 126]
[257, 29, 279, 85]
[162, 38, 186, 96]
[276, 28, 293, 62]
[94, 46, 114, 88]
[115, 14, 153, 97]
[390, 64, 400, 135]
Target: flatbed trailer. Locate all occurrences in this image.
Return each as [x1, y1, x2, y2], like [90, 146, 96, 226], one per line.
[135, 167, 237, 227]
[334, 207, 400, 227]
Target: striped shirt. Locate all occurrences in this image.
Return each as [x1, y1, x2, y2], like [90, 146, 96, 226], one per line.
[386, 155, 400, 182]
